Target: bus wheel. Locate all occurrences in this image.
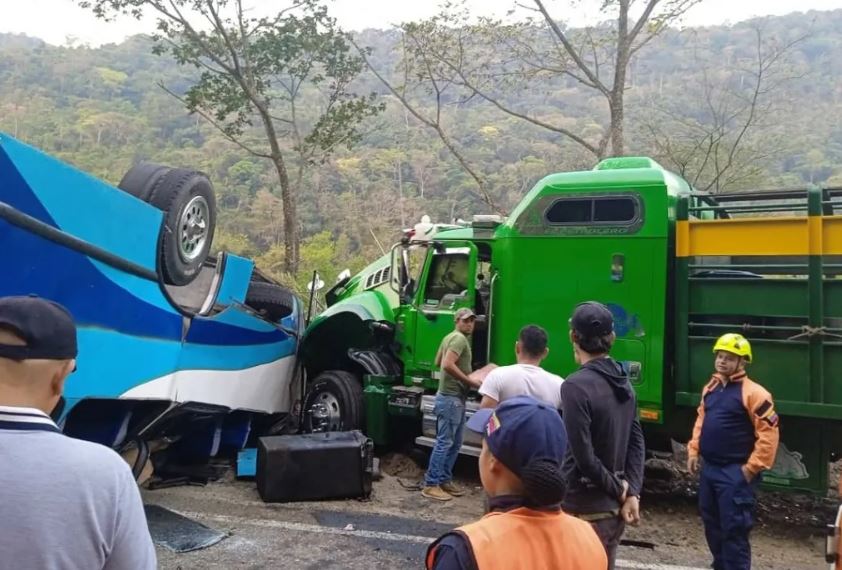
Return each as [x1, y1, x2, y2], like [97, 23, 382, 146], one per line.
[117, 162, 171, 202]
[245, 282, 296, 322]
[149, 168, 217, 286]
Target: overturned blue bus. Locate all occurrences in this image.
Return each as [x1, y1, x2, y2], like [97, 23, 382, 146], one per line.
[0, 133, 301, 471]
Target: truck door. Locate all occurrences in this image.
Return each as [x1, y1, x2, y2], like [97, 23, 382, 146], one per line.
[409, 242, 478, 376]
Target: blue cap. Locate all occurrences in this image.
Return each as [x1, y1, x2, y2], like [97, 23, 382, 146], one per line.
[466, 396, 567, 479]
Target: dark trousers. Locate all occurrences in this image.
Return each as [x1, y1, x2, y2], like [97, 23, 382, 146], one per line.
[699, 462, 757, 570]
[590, 516, 625, 570]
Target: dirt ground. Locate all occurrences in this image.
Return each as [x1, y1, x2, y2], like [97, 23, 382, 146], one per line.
[144, 449, 834, 569]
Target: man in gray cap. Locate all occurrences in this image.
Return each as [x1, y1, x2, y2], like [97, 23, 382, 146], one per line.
[423, 307, 481, 501]
[0, 295, 156, 570]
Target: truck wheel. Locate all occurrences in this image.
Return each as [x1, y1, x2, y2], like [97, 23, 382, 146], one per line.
[117, 162, 171, 202]
[148, 168, 217, 286]
[303, 370, 364, 433]
[245, 281, 296, 322]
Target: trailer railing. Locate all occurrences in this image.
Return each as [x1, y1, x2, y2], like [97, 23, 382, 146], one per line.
[674, 186, 842, 493]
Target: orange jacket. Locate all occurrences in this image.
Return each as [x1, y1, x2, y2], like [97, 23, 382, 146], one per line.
[688, 371, 779, 476]
[426, 506, 607, 570]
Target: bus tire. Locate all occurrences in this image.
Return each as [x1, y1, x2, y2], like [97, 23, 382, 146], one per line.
[245, 281, 296, 322]
[117, 162, 171, 203]
[148, 168, 217, 286]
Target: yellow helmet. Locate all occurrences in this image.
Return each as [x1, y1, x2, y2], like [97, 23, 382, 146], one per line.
[712, 333, 752, 363]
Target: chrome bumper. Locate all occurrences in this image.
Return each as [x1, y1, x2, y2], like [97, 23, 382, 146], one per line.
[414, 394, 483, 456]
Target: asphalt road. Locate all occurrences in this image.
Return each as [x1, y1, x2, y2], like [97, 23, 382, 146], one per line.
[142, 475, 762, 570]
[142, 449, 826, 570]
[150, 502, 713, 570]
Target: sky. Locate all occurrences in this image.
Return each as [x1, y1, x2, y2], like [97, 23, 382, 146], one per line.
[2, 0, 841, 47]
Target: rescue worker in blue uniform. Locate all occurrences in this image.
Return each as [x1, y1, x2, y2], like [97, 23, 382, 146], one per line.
[687, 333, 780, 570]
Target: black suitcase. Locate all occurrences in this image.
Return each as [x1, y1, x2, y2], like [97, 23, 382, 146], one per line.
[256, 430, 374, 503]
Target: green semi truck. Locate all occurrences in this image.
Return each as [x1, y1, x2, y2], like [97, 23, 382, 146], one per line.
[298, 156, 842, 494]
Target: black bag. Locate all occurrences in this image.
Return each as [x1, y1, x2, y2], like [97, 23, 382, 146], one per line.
[256, 430, 374, 503]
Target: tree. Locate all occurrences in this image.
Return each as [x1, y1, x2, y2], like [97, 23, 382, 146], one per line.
[641, 23, 807, 192]
[393, 0, 702, 160]
[79, 0, 382, 274]
[352, 32, 502, 212]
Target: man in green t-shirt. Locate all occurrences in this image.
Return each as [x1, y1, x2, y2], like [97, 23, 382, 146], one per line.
[423, 308, 482, 501]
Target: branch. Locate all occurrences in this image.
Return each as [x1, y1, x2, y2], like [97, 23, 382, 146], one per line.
[351, 37, 502, 213]
[703, 25, 801, 192]
[158, 0, 236, 75]
[204, 0, 246, 81]
[414, 28, 601, 156]
[628, 0, 660, 45]
[531, 0, 609, 95]
[493, 33, 600, 89]
[584, 27, 602, 83]
[157, 81, 271, 159]
[465, 81, 600, 156]
[630, 0, 703, 56]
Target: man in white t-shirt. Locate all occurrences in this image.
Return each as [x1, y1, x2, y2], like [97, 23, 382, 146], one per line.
[479, 325, 563, 410]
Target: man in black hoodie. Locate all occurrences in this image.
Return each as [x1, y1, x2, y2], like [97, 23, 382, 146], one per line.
[561, 301, 645, 569]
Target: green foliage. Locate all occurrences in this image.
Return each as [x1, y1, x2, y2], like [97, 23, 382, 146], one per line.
[253, 230, 368, 307]
[1, 8, 842, 281]
[77, 0, 383, 274]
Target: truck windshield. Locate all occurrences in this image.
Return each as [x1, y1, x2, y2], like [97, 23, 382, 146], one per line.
[402, 244, 428, 297]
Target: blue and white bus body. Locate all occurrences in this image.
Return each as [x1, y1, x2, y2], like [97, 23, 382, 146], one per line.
[0, 133, 301, 454]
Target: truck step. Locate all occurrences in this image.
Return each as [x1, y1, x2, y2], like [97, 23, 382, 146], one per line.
[415, 436, 481, 458]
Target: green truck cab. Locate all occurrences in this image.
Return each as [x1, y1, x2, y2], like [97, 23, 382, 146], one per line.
[299, 156, 842, 493]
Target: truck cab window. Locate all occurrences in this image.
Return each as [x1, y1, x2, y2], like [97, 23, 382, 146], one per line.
[594, 198, 636, 222]
[545, 196, 639, 225]
[422, 253, 469, 306]
[545, 199, 591, 223]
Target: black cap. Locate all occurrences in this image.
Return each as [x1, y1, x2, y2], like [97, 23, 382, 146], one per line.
[570, 301, 614, 337]
[0, 296, 78, 361]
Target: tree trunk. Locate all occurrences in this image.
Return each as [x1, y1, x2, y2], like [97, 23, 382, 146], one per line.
[271, 153, 298, 274]
[610, 2, 631, 158]
[254, 98, 299, 274]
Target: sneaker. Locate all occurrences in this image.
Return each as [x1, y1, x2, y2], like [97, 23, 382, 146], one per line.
[421, 485, 453, 501]
[440, 481, 466, 497]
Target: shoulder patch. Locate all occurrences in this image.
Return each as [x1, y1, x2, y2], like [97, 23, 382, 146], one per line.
[755, 400, 779, 427]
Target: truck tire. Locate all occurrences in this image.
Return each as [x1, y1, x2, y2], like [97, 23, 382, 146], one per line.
[245, 281, 296, 322]
[148, 168, 217, 286]
[303, 370, 364, 433]
[117, 162, 171, 202]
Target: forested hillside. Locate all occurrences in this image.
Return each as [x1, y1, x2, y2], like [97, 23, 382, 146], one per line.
[1, 8, 841, 291]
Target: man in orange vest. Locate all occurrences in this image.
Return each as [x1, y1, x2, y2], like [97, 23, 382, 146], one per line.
[425, 396, 607, 570]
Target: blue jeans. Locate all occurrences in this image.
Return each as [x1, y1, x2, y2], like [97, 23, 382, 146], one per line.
[699, 462, 758, 570]
[424, 394, 465, 486]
